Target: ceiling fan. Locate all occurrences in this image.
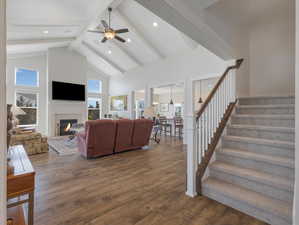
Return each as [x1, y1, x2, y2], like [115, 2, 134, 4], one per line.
[88, 7, 129, 43]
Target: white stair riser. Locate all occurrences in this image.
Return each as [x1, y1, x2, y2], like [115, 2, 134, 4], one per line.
[210, 169, 294, 203]
[223, 139, 294, 158]
[217, 153, 294, 179]
[202, 187, 292, 225]
[236, 107, 294, 115]
[231, 117, 294, 128]
[239, 97, 294, 106]
[227, 127, 294, 142]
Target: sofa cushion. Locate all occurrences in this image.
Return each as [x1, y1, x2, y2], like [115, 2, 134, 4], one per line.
[115, 119, 134, 153]
[85, 120, 116, 157]
[132, 119, 153, 147]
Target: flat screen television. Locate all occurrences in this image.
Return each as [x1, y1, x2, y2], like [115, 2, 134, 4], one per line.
[52, 81, 85, 101]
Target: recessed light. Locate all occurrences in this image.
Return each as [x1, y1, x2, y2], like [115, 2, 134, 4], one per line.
[153, 22, 158, 27]
[127, 38, 131, 43]
[43, 30, 49, 34]
[108, 50, 112, 54]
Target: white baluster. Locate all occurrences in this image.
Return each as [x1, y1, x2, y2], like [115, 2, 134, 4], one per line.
[207, 103, 211, 144]
[200, 115, 205, 157]
[232, 70, 236, 101]
[224, 77, 228, 111]
[217, 90, 220, 126]
[205, 110, 208, 151]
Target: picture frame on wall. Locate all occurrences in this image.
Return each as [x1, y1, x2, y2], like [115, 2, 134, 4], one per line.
[160, 103, 169, 112]
[110, 95, 128, 111]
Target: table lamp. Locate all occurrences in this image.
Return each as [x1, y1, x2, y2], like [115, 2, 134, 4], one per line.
[144, 106, 156, 118]
[144, 106, 157, 124]
[11, 105, 26, 127]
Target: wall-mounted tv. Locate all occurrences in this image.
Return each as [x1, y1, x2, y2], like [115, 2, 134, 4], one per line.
[52, 81, 85, 101]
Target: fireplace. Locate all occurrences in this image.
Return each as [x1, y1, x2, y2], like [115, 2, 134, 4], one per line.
[54, 113, 83, 136]
[59, 119, 78, 136]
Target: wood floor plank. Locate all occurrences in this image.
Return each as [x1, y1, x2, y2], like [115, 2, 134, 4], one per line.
[29, 137, 268, 225]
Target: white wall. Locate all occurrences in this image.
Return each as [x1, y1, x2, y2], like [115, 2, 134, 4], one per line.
[0, 0, 6, 223]
[48, 47, 87, 136]
[6, 53, 48, 135]
[249, 2, 295, 97]
[87, 65, 110, 116]
[48, 47, 110, 136]
[201, 10, 250, 97]
[294, 1, 299, 224]
[110, 45, 228, 118]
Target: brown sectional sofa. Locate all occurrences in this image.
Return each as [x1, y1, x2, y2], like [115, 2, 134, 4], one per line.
[77, 119, 153, 159]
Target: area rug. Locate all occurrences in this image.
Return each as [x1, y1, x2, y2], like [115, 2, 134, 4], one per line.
[48, 136, 78, 156]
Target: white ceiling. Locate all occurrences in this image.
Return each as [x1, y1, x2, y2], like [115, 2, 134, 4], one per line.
[6, 0, 198, 76]
[205, 0, 291, 27]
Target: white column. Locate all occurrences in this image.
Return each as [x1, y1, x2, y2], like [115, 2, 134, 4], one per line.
[144, 86, 152, 108]
[184, 78, 198, 197]
[0, 0, 7, 223]
[129, 91, 135, 119]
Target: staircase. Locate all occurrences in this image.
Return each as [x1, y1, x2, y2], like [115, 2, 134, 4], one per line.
[201, 96, 295, 225]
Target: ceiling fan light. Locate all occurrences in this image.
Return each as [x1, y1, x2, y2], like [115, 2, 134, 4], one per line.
[104, 30, 116, 39]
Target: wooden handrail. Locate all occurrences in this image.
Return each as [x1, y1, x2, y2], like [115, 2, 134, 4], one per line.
[196, 58, 243, 121]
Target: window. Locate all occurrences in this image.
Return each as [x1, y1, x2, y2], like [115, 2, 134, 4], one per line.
[15, 68, 38, 87]
[16, 92, 38, 126]
[88, 80, 102, 94]
[88, 98, 101, 120]
[87, 79, 102, 120]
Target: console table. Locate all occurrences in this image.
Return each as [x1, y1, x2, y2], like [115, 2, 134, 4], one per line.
[7, 145, 35, 225]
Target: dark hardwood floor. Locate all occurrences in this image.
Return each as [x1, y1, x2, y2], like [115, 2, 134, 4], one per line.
[30, 137, 267, 225]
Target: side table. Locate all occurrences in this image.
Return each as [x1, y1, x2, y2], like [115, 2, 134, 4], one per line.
[7, 145, 35, 225]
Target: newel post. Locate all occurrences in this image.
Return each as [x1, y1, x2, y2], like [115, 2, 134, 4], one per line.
[184, 78, 198, 197]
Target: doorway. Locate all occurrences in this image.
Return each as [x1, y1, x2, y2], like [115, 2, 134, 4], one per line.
[133, 89, 145, 119]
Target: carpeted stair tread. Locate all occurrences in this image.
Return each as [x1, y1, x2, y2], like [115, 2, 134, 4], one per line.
[219, 148, 294, 169]
[223, 135, 294, 149]
[202, 178, 292, 222]
[210, 161, 294, 191]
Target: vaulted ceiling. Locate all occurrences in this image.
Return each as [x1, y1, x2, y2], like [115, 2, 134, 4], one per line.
[7, 0, 198, 76]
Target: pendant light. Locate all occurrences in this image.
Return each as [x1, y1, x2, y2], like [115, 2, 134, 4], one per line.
[170, 85, 174, 105]
[198, 80, 203, 103]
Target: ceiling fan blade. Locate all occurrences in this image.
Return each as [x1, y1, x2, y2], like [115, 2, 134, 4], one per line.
[115, 35, 126, 43]
[115, 28, 129, 34]
[101, 20, 109, 29]
[101, 37, 108, 43]
[96, 24, 102, 30]
[87, 30, 104, 34]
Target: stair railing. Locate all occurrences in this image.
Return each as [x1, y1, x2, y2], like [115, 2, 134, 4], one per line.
[196, 59, 244, 194]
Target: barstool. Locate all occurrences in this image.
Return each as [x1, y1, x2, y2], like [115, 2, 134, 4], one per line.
[159, 116, 172, 136]
[174, 117, 183, 139]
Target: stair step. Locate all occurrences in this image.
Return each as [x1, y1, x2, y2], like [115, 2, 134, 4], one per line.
[223, 135, 294, 158]
[236, 104, 294, 115]
[219, 148, 294, 168]
[217, 148, 294, 178]
[202, 178, 293, 225]
[227, 124, 294, 142]
[210, 162, 294, 202]
[239, 96, 294, 106]
[231, 114, 294, 128]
